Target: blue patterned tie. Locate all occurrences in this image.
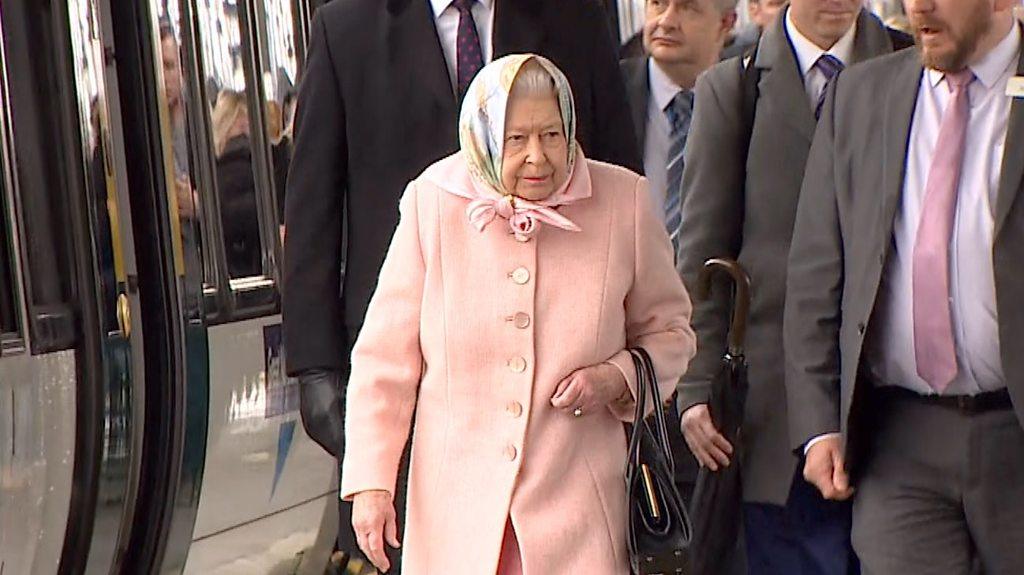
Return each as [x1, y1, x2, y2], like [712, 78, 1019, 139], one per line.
[453, 0, 483, 99]
[664, 90, 694, 249]
[814, 54, 844, 120]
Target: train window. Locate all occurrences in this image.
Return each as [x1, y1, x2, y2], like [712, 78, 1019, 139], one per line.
[254, 0, 299, 230]
[153, 9, 209, 309]
[195, 0, 267, 281]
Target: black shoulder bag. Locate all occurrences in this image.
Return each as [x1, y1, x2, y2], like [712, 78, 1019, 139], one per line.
[626, 348, 693, 575]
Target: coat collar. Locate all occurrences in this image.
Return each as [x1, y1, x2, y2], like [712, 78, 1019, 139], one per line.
[388, 0, 458, 114]
[879, 49, 925, 245]
[621, 57, 650, 154]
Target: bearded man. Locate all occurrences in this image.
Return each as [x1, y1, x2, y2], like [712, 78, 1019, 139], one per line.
[785, 0, 1024, 572]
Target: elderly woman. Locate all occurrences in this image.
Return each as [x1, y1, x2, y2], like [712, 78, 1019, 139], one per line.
[341, 54, 696, 574]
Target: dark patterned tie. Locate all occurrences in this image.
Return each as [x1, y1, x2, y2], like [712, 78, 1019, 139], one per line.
[453, 0, 483, 99]
[814, 54, 844, 120]
[664, 90, 694, 250]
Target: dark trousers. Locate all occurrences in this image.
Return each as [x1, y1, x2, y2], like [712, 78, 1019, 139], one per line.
[851, 389, 1024, 575]
[743, 462, 857, 575]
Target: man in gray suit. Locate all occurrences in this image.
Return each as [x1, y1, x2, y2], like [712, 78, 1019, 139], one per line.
[785, 0, 1024, 571]
[676, 0, 909, 571]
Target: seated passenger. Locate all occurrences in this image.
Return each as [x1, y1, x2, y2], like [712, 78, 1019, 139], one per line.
[340, 55, 696, 574]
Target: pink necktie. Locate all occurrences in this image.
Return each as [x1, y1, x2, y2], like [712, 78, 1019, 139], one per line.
[913, 69, 975, 392]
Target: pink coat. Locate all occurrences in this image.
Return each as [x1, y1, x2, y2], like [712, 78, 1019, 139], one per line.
[340, 154, 696, 574]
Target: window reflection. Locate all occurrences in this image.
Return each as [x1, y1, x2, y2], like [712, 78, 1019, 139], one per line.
[196, 0, 265, 280]
[153, 6, 204, 305]
[258, 0, 297, 230]
[212, 90, 261, 278]
[69, 0, 122, 334]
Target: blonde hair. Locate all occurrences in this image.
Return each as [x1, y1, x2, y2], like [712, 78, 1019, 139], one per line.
[211, 90, 248, 157]
[265, 100, 283, 144]
[510, 59, 558, 100]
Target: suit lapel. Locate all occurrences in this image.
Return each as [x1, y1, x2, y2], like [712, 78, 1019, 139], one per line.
[493, 0, 543, 56]
[880, 51, 925, 240]
[850, 9, 895, 64]
[623, 57, 650, 153]
[994, 45, 1024, 237]
[388, 0, 457, 116]
[755, 11, 817, 142]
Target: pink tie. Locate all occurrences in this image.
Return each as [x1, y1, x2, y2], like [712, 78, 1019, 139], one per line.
[913, 69, 975, 392]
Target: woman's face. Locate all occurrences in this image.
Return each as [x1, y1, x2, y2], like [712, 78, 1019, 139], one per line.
[501, 92, 569, 201]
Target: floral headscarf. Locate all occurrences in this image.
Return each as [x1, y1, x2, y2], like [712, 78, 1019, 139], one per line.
[437, 54, 591, 241]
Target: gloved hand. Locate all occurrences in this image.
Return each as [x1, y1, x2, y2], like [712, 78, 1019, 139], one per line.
[298, 368, 346, 458]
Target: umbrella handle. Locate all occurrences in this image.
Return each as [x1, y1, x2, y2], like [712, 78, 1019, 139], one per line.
[696, 258, 751, 356]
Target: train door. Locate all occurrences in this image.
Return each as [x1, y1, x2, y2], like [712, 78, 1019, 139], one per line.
[123, 0, 337, 571]
[0, 0, 144, 573]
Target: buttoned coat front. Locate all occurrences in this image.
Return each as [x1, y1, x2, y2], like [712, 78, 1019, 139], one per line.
[340, 155, 696, 574]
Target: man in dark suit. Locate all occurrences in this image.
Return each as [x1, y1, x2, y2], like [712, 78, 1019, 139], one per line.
[620, 0, 737, 507]
[786, 0, 1024, 571]
[282, 0, 640, 570]
[675, 1, 909, 572]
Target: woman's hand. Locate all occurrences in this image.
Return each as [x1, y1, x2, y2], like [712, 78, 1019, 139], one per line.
[351, 489, 400, 573]
[551, 362, 629, 417]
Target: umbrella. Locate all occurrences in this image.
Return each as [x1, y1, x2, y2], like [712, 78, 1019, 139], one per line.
[687, 258, 751, 575]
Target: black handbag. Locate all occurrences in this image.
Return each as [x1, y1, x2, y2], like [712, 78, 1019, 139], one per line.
[625, 348, 693, 574]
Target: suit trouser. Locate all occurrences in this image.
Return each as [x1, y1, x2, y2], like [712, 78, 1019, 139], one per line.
[743, 462, 857, 575]
[851, 389, 1024, 575]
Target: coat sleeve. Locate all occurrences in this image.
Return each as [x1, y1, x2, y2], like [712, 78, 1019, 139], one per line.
[283, 10, 348, 375]
[784, 81, 844, 451]
[606, 177, 697, 422]
[340, 184, 425, 500]
[674, 61, 747, 414]
[582, 1, 643, 174]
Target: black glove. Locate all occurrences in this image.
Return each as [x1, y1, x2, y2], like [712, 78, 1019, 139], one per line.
[298, 368, 346, 459]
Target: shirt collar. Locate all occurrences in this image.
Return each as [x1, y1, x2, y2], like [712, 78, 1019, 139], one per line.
[927, 23, 1021, 90]
[648, 58, 687, 115]
[430, 0, 493, 19]
[784, 7, 858, 78]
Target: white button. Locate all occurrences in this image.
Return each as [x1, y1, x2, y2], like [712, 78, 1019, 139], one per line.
[508, 357, 527, 373]
[510, 267, 530, 285]
[507, 401, 523, 418]
[505, 445, 518, 461]
[513, 312, 530, 329]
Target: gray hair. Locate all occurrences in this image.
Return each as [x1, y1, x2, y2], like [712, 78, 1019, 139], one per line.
[510, 59, 558, 99]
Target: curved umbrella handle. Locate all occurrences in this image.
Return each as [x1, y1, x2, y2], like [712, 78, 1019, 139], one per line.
[696, 258, 752, 356]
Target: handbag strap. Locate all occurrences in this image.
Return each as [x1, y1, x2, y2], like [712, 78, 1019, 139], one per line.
[626, 348, 676, 475]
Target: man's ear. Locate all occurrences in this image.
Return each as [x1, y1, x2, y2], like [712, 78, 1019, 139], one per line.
[720, 10, 739, 39]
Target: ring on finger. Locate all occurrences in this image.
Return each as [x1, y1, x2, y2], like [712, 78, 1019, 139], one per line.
[573, 407, 583, 417]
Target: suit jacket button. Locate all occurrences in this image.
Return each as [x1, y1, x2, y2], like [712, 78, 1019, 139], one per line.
[510, 267, 531, 285]
[508, 357, 527, 373]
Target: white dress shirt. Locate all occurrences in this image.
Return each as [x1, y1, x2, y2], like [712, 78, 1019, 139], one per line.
[643, 59, 688, 219]
[784, 9, 857, 108]
[430, 0, 495, 93]
[866, 24, 1020, 397]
